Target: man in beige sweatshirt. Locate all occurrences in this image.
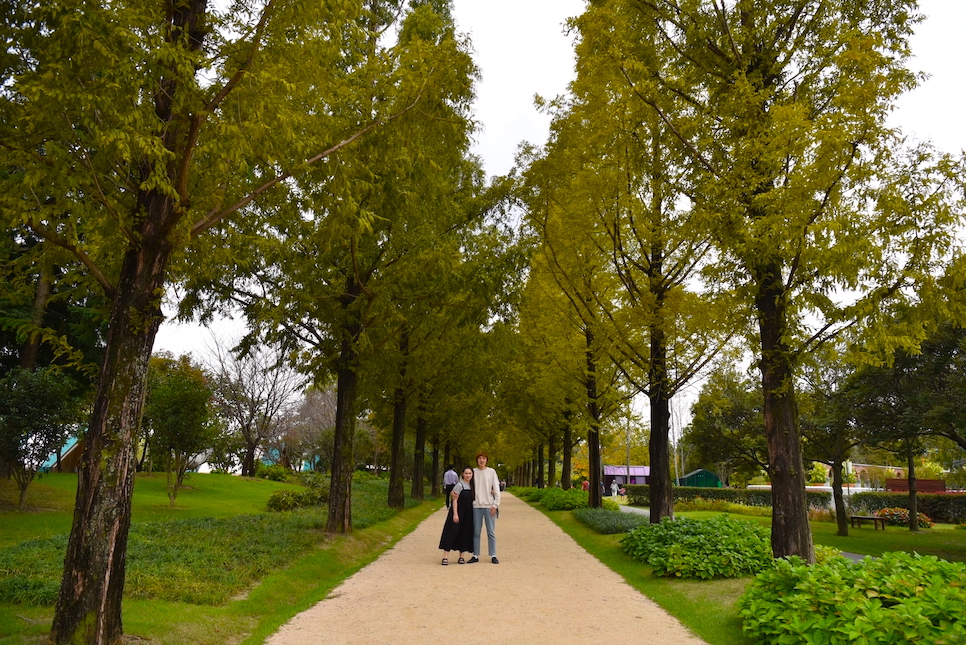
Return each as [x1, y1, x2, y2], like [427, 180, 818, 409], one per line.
[468, 452, 501, 564]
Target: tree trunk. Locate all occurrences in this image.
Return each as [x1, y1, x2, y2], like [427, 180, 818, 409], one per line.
[410, 404, 427, 500]
[19, 253, 51, 370]
[536, 444, 545, 488]
[430, 435, 440, 498]
[562, 412, 573, 490]
[52, 233, 173, 644]
[907, 447, 919, 531]
[326, 277, 362, 534]
[388, 333, 409, 509]
[648, 323, 673, 522]
[547, 432, 557, 488]
[585, 328, 602, 508]
[755, 258, 814, 562]
[830, 460, 849, 537]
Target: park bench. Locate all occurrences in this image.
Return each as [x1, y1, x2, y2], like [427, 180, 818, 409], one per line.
[850, 515, 886, 530]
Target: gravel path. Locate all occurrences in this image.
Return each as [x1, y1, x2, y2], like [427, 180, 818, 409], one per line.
[266, 493, 707, 645]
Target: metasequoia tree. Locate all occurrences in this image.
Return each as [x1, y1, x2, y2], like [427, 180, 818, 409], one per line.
[181, 0, 488, 528]
[524, 6, 737, 520]
[0, 1, 441, 641]
[586, 0, 964, 559]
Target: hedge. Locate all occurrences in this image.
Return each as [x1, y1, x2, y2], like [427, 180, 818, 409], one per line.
[849, 491, 966, 524]
[625, 484, 831, 510]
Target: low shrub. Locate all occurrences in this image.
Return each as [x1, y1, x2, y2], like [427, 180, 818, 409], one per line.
[813, 544, 844, 564]
[541, 488, 588, 510]
[808, 507, 836, 522]
[601, 497, 621, 512]
[850, 490, 966, 523]
[254, 463, 291, 482]
[676, 496, 770, 517]
[876, 507, 934, 528]
[621, 515, 772, 579]
[625, 484, 831, 510]
[738, 552, 966, 644]
[573, 507, 649, 534]
[266, 478, 330, 512]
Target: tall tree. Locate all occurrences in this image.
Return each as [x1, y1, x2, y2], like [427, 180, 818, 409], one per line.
[0, 2, 433, 640]
[585, 0, 965, 559]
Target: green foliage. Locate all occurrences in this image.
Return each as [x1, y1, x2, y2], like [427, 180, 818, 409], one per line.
[807, 461, 829, 485]
[738, 552, 966, 645]
[572, 507, 649, 534]
[255, 464, 291, 482]
[601, 497, 621, 512]
[877, 507, 934, 529]
[266, 477, 330, 512]
[541, 488, 590, 510]
[626, 484, 831, 510]
[813, 545, 843, 564]
[675, 497, 770, 517]
[851, 491, 966, 524]
[621, 516, 772, 580]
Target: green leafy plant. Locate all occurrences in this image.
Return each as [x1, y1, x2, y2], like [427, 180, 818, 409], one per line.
[876, 507, 934, 528]
[266, 478, 330, 512]
[254, 464, 291, 482]
[621, 515, 772, 579]
[541, 488, 589, 510]
[738, 552, 966, 644]
[573, 507, 649, 534]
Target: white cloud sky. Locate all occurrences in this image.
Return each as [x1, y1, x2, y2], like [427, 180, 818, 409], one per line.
[156, 0, 966, 357]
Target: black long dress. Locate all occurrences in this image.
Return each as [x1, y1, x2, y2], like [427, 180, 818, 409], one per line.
[438, 483, 474, 553]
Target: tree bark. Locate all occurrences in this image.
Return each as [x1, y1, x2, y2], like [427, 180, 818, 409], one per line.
[755, 258, 814, 562]
[907, 446, 919, 531]
[585, 328, 603, 508]
[648, 322, 674, 522]
[562, 411, 573, 490]
[536, 444, 545, 488]
[547, 432, 557, 488]
[51, 235, 173, 644]
[326, 277, 362, 534]
[410, 403, 427, 500]
[830, 460, 849, 537]
[388, 332, 409, 509]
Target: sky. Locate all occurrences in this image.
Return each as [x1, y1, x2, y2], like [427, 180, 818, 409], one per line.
[155, 0, 966, 359]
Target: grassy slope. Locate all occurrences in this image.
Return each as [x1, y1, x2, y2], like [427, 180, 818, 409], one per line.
[0, 473, 437, 644]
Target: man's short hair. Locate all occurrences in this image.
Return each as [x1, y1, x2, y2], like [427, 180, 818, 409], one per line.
[475, 452, 489, 461]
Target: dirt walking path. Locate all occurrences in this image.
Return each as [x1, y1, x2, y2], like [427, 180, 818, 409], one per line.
[266, 493, 707, 645]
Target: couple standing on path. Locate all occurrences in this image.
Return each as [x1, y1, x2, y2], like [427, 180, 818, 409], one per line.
[438, 452, 500, 565]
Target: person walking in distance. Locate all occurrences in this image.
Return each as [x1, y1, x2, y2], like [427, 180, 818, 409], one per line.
[443, 464, 458, 508]
[468, 452, 500, 564]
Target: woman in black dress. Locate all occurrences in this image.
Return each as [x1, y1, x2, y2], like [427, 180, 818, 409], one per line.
[439, 466, 474, 564]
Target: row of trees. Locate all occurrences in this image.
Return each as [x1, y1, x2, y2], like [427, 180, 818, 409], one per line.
[3, 1, 966, 643]
[509, 0, 966, 567]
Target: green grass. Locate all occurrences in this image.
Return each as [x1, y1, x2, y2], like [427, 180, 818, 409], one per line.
[536, 506, 966, 645]
[0, 473, 438, 644]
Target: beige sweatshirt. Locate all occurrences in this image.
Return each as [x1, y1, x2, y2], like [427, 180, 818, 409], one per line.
[472, 467, 501, 509]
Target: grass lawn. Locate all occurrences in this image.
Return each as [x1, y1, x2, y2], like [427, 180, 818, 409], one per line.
[536, 505, 966, 645]
[0, 473, 438, 644]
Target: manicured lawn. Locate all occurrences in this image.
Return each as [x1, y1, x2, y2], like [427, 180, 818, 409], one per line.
[0, 473, 437, 644]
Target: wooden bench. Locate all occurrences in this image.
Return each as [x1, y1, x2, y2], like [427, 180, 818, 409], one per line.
[850, 515, 886, 530]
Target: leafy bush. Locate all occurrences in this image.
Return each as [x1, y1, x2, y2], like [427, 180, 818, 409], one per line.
[876, 507, 934, 528]
[851, 491, 966, 523]
[254, 463, 290, 482]
[601, 497, 621, 512]
[814, 544, 844, 564]
[625, 484, 831, 510]
[675, 496, 770, 517]
[738, 552, 966, 645]
[573, 507, 649, 534]
[266, 478, 329, 512]
[621, 515, 772, 579]
[541, 488, 588, 510]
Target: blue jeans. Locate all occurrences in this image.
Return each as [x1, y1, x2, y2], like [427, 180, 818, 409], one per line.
[473, 507, 497, 557]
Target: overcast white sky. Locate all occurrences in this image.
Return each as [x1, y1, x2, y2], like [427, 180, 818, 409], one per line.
[155, 0, 966, 356]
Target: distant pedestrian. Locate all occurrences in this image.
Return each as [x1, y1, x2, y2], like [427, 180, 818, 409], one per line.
[611, 480, 619, 499]
[581, 479, 589, 491]
[443, 465, 458, 508]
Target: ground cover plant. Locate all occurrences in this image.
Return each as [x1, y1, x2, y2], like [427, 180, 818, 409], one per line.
[621, 515, 773, 579]
[738, 552, 966, 644]
[572, 506, 650, 534]
[0, 472, 431, 644]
